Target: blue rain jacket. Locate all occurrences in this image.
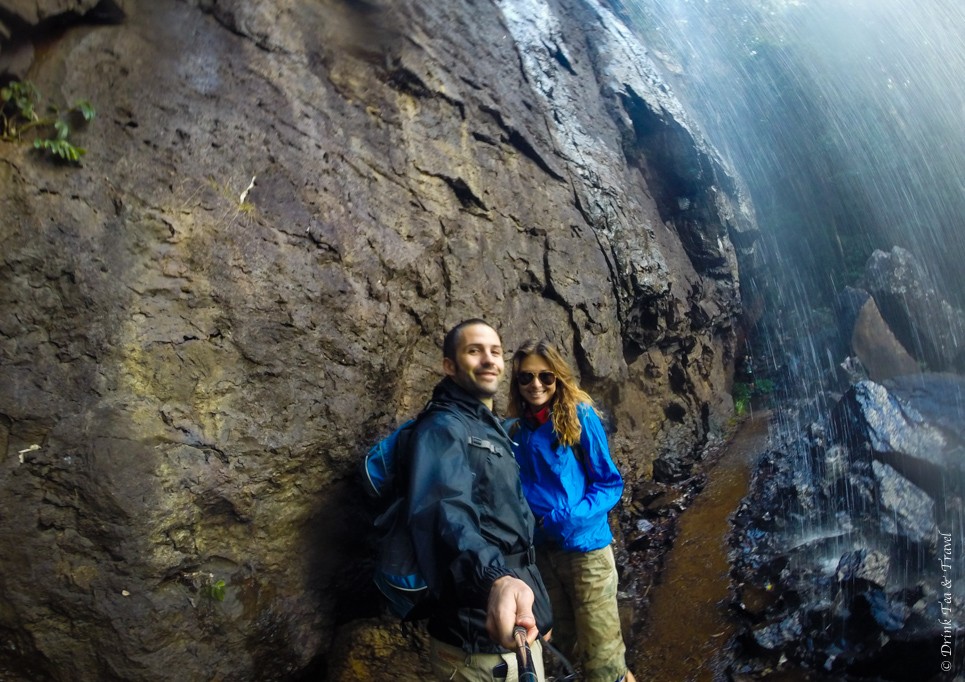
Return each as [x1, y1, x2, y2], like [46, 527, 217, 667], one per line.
[512, 403, 624, 552]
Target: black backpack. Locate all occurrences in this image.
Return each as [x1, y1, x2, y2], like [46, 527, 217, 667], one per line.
[362, 412, 428, 619]
[362, 402, 467, 619]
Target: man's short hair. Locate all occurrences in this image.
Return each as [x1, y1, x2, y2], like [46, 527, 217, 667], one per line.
[443, 318, 494, 360]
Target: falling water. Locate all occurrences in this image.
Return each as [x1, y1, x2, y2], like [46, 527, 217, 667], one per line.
[616, 0, 965, 678]
[618, 0, 964, 372]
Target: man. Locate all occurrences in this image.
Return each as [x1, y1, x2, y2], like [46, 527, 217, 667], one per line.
[406, 319, 553, 681]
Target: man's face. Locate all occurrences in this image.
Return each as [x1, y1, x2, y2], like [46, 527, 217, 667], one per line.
[443, 323, 504, 404]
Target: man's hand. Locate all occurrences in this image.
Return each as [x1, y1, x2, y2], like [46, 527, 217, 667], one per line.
[486, 575, 539, 649]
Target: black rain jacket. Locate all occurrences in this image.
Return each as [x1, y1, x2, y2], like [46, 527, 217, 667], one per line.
[406, 377, 552, 653]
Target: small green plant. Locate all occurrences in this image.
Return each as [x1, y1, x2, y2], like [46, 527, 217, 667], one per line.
[183, 570, 229, 606]
[203, 578, 227, 602]
[732, 378, 776, 416]
[1, 80, 94, 163]
[733, 381, 753, 416]
[754, 378, 775, 395]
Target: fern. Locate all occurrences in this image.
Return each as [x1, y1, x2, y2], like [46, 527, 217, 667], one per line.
[1, 80, 94, 163]
[34, 137, 87, 162]
[0, 81, 39, 127]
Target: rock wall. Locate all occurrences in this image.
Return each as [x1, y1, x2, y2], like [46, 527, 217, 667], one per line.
[0, 0, 756, 679]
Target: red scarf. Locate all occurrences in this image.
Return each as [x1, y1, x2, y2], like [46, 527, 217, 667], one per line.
[524, 404, 551, 427]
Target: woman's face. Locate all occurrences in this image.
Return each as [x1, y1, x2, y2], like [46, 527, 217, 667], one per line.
[517, 353, 557, 410]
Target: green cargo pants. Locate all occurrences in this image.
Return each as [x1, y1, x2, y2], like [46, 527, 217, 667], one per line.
[537, 544, 628, 682]
[429, 636, 545, 681]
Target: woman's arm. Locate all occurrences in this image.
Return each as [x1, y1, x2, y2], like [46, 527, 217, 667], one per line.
[542, 404, 623, 538]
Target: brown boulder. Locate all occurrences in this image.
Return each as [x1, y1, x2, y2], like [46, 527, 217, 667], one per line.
[851, 295, 919, 382]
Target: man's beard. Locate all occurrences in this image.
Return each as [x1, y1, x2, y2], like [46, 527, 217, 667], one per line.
[454, 364, 499, 399]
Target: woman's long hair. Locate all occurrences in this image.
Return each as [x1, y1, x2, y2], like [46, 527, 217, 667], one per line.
[507, 339, 597, 446]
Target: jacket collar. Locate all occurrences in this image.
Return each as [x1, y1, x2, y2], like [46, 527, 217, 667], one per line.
[433, 376, 490, 414]
[432, 377, 511, 434]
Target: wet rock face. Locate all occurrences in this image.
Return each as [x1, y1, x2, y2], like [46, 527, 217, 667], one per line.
[857, 246, 965, 374]
[834, 376, 965, 502]
[0, 0, 753, 679]
[834, 247, 965, 387]
[729, 375, 965, 680]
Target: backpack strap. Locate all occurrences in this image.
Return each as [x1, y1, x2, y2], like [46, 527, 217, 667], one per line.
[388, 400, 473, 497]
[468, 435, 499, 453]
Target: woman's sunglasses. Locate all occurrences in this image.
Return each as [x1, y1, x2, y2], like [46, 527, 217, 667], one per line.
[517, 371, 556, 387]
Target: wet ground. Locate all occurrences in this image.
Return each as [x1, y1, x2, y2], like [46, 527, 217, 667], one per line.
[629, 413, 773, 682]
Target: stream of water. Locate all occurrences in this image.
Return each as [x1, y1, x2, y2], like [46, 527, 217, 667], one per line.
[629, 414, 773, 682]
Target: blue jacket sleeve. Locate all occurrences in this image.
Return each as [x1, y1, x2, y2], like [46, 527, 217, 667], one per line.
[543, 404, 623, 540]
[406, 413, 512, 606]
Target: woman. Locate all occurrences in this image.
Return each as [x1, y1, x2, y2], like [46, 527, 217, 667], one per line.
[507, 339, 635, 682]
